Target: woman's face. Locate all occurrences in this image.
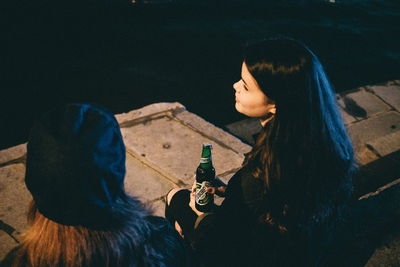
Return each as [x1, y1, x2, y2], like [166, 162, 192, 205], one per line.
[233, 62, 275, 118]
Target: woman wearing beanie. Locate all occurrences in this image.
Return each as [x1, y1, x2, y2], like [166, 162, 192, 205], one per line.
[1, 103, 190, 267]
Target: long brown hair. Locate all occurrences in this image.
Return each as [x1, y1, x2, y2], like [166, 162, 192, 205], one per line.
[242, 37, 355, 232]
[11, 199, 142, 267]
[11, 197, 186, 267]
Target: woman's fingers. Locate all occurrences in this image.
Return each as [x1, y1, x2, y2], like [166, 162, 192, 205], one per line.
[189, 189, 204, 216]
[189, 190, 196, 209]
[206, 187, 216, 194]
[191, 179, 197, 192]
[217, 186, 227, 195]
[175, 221, 184, 238]
[205, 185, 226, 197]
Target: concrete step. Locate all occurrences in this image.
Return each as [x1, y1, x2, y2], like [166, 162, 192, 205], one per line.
[0, 102, 252, 261]
[0, 80, 399, 264]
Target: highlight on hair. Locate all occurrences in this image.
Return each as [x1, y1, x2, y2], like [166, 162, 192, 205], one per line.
[242, 37, 355, 233]
[10, 197, 185, 267]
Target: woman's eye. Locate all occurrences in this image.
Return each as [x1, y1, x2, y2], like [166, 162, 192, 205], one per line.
[241, 80, 248, 91]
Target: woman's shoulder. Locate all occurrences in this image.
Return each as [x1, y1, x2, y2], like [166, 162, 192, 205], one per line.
[227, 166, 265, 201]
[227, 166, 262, 186]
[220, 166, 266, 219]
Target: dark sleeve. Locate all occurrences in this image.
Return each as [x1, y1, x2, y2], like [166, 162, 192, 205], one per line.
[190, 168, 266, 266]
[187, 172, 243, 265]
[191, 213, 219, 255]
[219, 167, 265, 219]
[218, 168, 245, 214]
[145, 216, 191, 267]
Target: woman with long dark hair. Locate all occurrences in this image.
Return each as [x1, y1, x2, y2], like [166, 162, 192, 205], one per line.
[166, 37, 356, 266]
[1, 103, 190, 267]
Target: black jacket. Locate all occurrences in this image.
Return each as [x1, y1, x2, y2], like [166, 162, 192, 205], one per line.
[191, 167, 352, 267]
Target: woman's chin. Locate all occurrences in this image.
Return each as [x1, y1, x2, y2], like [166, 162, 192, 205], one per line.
[234, 104, 247, 117]
[235, 103, 249, 117]
[234, 102, 242, 113]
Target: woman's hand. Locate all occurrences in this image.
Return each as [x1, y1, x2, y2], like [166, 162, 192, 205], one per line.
[189, 181, 204, 216]
[213, 176, 227, 197]
[188, 176, 227, 216]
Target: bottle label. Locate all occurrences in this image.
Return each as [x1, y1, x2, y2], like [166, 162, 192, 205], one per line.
[200, 157, 210, 164]
[195, 181, 212, 206]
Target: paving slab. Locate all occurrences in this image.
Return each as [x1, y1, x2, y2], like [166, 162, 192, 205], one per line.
[121, 116, 246, 186]
[1, 85, 400, 264]
[174, 110, 251, 154]
[0, 144, 26, 165]
[0, 164, 31, 260]
[342, 88, 390, 120]
[353, 144, 379, 166]
[366, 130, 400, 157]
[0, 233, 17, 261]
[116, 102, 185, 125]
[0, 164, 30, 234]
[149, 199, 166, 218]
[124, 152, 176, 202]
[347, 111, 400, 148]
[336, 95, 357, 125]
[366, 84, 400, 112]
[365, 228, 400, 267]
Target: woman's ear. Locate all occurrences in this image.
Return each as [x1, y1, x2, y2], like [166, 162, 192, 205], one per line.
[260, 104, 276, 127]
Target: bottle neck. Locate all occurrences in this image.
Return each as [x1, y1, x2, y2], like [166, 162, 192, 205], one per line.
[199, 146, 213, 169]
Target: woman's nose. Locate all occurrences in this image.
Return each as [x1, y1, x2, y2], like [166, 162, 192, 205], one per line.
[233, 81, 239, 92]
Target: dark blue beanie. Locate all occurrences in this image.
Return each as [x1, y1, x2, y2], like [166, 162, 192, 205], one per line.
[25, 104, 126, 226]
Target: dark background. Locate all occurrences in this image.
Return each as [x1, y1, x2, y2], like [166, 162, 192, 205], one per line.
[1, 0, 399, 149]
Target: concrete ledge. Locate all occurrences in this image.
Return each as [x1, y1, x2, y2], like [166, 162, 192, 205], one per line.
[174, 110, 251, 155]
[359, 177, 400, 200]
[366, 83, 400, 111]
[366, 130, 400, 157]
[0, 144, 26, 166]
[0, 102, 251, 260]
[0, 81, 399, 262]
[347, 111, 400, 148]
[120, 110, 248, 187]
[353, 150, 400, 198]
[0, 164, 31, 249]
[341, 88, 391, 120]
[115, 102, 185, 125]
[322, 177, 400, 266]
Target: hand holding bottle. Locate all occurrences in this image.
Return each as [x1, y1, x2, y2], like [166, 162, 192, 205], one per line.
[189, 175, 227, 216]
[204, 176, 227, 197]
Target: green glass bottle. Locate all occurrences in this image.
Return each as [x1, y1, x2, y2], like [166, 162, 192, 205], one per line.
[195, 143, 215, 212]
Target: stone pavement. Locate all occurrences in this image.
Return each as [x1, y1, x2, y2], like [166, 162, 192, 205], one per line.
[1, 80, 400, 265]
